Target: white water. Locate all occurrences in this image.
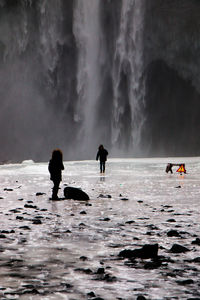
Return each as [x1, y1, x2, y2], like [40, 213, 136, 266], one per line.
[112, 0, 145, 153]
[73, 0, 102, 150]
[0, 157, 200, 299]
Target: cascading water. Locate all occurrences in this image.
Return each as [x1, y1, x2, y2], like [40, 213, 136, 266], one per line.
[73, 0, 102, 154]
[111, 0, 145, 155]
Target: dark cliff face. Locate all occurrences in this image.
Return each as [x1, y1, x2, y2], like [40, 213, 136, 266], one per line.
[141, 0, 200, 156]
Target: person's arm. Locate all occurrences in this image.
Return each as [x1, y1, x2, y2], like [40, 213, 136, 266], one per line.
[96, 151, 99, 161]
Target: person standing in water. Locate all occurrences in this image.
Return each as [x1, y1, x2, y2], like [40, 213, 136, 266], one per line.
[48, 149, 64, 199]
[96, 144, 108, 173]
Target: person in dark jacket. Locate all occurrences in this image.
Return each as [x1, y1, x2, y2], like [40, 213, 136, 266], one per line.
[96, 144, 108, 173]
[48, 149, 64, 199]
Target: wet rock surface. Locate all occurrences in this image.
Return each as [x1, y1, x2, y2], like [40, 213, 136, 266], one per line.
[0, 159, 200, 299]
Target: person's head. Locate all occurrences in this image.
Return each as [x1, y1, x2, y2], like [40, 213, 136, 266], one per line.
[99, 144, 104, 150]
[51, 149, 63, 161]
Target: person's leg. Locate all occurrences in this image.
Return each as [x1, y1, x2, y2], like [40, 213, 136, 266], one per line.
[52, 180, 60, 199]
[100, 161, 103, 173]
[102, 161, 105, 173]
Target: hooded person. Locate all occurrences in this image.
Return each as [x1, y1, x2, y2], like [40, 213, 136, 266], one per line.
[96, 144, 108, 173]
[48, 149, 64, 199]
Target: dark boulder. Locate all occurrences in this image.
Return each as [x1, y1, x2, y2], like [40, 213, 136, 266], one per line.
[170, 244, 190, 253]
[119, 243, 158, 259]
[64, 186, 89, 200]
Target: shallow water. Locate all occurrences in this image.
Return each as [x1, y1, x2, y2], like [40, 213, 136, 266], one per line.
[0, 158, 200, 300]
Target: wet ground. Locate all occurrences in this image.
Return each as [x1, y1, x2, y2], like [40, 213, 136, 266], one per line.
[0, 158, 200, 300]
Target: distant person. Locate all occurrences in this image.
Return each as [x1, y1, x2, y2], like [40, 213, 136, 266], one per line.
[96, 144, 108, 173]
[48, 149, 64, 199]
[166, 163, 173, 174]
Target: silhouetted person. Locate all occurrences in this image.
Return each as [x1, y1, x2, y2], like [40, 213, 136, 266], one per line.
[96, 144, 108, 173]
[166, 163, 173, 174]
[48, 149, 64, 199]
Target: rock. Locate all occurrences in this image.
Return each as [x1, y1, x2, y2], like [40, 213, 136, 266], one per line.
[167, 230, 181, 237]
[193, 257, 200, 263]
[0, 234, 6, 238]
[177, 279, 194, 285]
[87, 291, 96, 298]
[192, 238, 200, 245]
[98, 194, 111, 198]
[80, 256, 88, 261]
[170, 244, 190, 253]
[137, 296, 147, 300]
[119, 243, 158, 259]
[36, 192, 46, 196]
[99, 217, 110, 221]
[24, 204, 37, 209]
[64, 186, 89, 200]
[32, 219, 42, 224]
[166, 219, 176, 222]
[144, 259, 162, 269]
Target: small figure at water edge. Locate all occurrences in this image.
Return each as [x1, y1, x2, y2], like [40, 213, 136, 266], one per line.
[165, 163, 186, 174]
[96, 144, 108, 173]
[48, 149, 64, 199]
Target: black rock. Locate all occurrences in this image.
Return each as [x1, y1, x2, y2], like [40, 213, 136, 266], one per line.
[170, 244, 190, 253]
[166, 219, 176, 222]
[64, 186, 89, 200]
[99, 217, 110, 221]
[32, 219, 42, 224]
[177, 279, 194, 285]
[167, 230, 181, 237]
[192, 238, 200, 245]
[137, 296, 147, 300]
[24, 204, 37, 209]
[119, 243, 158, 259]
[36, 192, 46, 196]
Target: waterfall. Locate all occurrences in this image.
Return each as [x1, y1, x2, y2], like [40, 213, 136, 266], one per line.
[111, 0, 145, 155]
[1, 0, 199, 162]
[73, 0, 102, 154]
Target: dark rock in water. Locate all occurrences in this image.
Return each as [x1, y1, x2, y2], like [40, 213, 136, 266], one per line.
[170, 244, 190, 253]
[19, 225, 31, 230]
[144, 259, 162, 269]
[87, 291, 96, 298]
[32, 219, 42, 224]
[99, 217, 110, 221]
[64, 186, 89, 200]
[119, 243, 158, 259]
[80, 256, 88, 261]
[98, 194, 111, 198]
[24, 204, 37, 209]
[36, 192, 46, 196]
[192, 257, 200, 263]
[137, 296, 147, 300]
[16, 216, 24, 220]
[167, 230, 181, 237]
[177, 279, 194, 285]
[0, 234, 6, 238]
[125, 220, 135, 224]
[192, 238, 200, 245]
[166, 218, 176, 222]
